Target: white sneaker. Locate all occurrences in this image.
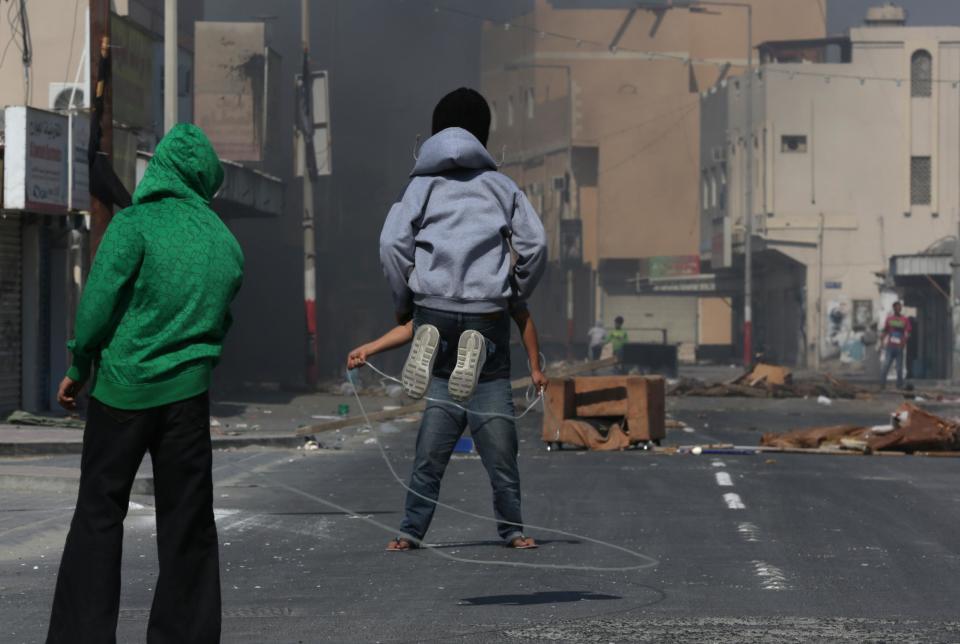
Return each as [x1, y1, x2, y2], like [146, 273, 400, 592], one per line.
[401, 324, 440, 399]
[448, 329, 487, 402]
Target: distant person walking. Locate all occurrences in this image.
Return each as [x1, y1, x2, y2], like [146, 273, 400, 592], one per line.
[587, 320, 606, 361]
[47, 124, 243, 644]
[608, 316, 629, 372]
[880, 301, 911, 390]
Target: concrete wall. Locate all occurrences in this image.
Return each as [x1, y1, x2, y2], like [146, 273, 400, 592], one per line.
[484, 0, 824, 354]
[703, 25, 960, 367]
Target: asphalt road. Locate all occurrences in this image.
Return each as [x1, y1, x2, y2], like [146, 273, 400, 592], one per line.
[2, 395, 960, 643]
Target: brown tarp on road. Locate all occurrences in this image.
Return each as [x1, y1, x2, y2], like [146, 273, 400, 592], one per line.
[547, 419, 632, 451]
[760, 403, 960, 453]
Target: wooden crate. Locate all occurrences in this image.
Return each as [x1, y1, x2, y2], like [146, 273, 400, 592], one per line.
[542, 375, 666, 446]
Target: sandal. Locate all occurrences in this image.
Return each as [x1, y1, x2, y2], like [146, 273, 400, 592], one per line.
[508, 536, 538, 549]
[386, 537, 418, 552]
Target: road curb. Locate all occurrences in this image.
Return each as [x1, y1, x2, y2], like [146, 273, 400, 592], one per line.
[0, 467, 154, 495]
[0, 434, 305, 457]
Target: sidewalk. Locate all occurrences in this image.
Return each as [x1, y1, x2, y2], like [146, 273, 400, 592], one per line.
[0, 386, 404, 457]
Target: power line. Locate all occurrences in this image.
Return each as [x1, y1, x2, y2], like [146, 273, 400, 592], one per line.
[432, 2, 960, 88]
[599, 102, 698, 177]
[61, 0, 82, 104]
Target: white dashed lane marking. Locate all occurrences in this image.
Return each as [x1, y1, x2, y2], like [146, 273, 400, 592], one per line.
[715, 472, 734, 487]
[723, 493, 746, 509]
[737, 522, 761, 543]
[752, 560, 789, 590]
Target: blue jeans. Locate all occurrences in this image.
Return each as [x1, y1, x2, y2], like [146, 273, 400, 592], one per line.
[399, 377, 524, 543]
[881, 345, 905, 389]
[413, 306, 512, 382]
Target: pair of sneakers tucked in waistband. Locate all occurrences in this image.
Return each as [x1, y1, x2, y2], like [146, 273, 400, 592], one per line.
[401, 324, 486, 402]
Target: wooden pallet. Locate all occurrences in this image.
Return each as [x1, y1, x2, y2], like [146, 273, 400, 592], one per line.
[542, 375, 666, 448]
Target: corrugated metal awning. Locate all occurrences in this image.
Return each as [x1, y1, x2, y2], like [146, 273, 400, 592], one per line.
[891, 254, 951, 277]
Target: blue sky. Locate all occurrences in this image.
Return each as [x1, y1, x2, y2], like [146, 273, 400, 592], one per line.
[829, 0, 960, 33]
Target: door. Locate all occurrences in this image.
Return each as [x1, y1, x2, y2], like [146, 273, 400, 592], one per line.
[0, 215, 22, 413]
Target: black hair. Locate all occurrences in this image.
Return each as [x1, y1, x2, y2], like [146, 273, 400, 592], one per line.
[432, 87, 491, 146]
[615, 316, 624, 326]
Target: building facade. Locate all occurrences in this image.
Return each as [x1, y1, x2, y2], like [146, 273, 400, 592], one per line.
[482, 0, 825, 360]
[701, 5, 960, 375]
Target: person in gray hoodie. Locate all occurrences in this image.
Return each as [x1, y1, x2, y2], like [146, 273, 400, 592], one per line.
[371, 87, 547, 550]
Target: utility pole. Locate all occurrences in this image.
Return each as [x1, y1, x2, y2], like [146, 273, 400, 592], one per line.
[742, 3, 754, 368]
[164, 0, 177, 133]
[638, 1, 755, 366]
[504, 62, 575, 359]
[952, 222, 960, 382]
[300, 0, 320, 387]
[89, 0, 113, 258]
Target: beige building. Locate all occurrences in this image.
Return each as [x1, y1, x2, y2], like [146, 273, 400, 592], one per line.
[701, 4, 960, 375]
[0, 0, 201, 413]
[482, 0, 825, 360]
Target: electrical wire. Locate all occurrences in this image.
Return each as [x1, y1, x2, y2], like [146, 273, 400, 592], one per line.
[431, 2, 960, 88]
[60, 0, 82, 109]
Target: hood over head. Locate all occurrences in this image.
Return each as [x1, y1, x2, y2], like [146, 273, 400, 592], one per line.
[133, 124, 224, 205]
[411, 127, 497, 177]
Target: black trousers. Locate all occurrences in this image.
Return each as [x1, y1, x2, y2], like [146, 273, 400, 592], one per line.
[47, 392, 221, 644]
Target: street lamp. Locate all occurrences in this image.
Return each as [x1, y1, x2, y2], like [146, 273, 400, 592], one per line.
[639, 1, 754, 366]
[503, 62, 577, 359]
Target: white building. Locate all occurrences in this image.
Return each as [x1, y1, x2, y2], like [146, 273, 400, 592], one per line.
[700, 4, 960, 377]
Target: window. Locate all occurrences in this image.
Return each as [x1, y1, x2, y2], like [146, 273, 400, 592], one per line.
[526, 87, 535, 119]
[911, 156, 932, 205]
[507, 96, 514, 127]
[718, 164, 727, 210]
[491, 101, 498, 132]
[911, 50, 932, 97]
[710, 173, 717, 208]
[781, 135, 807, 153]
[702, 172, 709, 210]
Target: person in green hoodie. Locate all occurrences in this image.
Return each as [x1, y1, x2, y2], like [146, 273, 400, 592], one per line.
[46, 124, 243, 644]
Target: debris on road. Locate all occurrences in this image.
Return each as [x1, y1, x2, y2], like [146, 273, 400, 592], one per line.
[6, 410, 85, 429]
[736, 363, 792, 387]
[759, 403, 960, 454]
[668, 366, 869, 400]
[543, 376, 665, 451]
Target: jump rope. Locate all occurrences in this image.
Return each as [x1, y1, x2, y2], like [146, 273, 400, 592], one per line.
[236, 355, 658, 572]
[314, 360, 660, 573]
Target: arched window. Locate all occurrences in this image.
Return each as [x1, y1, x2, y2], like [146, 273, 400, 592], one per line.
[911, 50, 932, 97]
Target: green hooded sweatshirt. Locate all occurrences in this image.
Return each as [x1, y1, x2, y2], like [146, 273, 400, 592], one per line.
[66, 124, 244, 410]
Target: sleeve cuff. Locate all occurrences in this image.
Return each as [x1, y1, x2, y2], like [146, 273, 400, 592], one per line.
[67, 358, 91, 384]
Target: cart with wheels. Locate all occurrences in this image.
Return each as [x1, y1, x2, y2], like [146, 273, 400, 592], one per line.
[542, 375, 665, 451]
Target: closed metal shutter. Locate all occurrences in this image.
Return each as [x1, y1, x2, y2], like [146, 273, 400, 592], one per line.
[602, 294, 697, 345]
[0, 214, 22, 412]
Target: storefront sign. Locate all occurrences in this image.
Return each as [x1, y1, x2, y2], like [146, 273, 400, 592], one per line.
[3, 107, 91, 214]
[4, 107, 69, 213]
[195, 22, 267, 162]
[648, 255, 701, 278]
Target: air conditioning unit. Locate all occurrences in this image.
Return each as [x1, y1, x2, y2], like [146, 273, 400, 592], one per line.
[49, 83, 89, 111]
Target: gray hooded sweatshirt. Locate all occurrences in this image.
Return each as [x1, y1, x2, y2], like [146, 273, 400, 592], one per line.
[379, 127, 547, 316]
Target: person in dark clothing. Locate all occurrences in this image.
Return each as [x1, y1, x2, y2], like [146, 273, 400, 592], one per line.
[47, 124, 243, 644]
[373, 87, 548, 551]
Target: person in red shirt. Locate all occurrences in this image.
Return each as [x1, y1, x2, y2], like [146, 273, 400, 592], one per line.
[880, 301, 912, 389]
